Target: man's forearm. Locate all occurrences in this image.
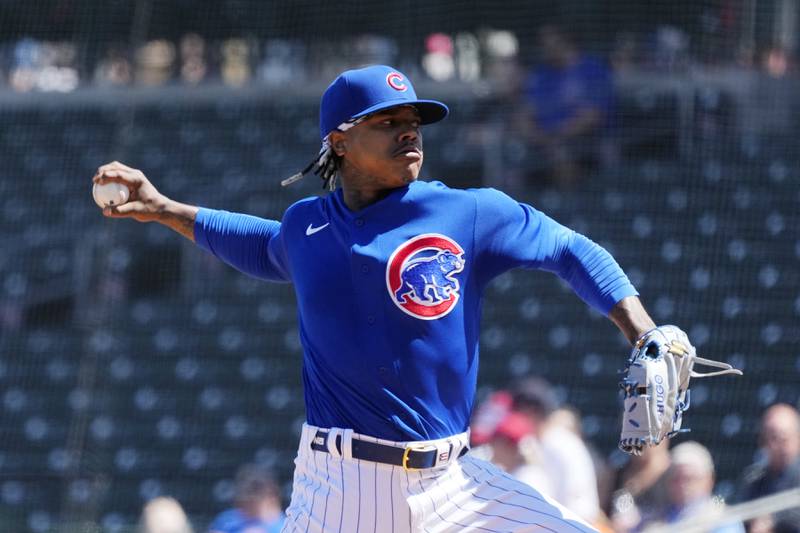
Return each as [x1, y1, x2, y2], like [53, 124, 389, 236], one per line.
[609, 296, 656, 345]
[158, 199, 199, 242]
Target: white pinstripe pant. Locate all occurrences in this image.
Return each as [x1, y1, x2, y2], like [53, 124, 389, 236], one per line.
[281, 424, 598, 533]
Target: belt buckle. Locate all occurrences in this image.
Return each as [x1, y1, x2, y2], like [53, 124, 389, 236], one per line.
[401, 443, 438, 472]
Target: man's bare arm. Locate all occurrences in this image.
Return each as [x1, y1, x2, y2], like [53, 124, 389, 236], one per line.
[149, 200, 198, 242]
[608, 295, 657, 345]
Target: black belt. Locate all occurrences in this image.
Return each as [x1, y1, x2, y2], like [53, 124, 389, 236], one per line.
[310, 430, 468, 471]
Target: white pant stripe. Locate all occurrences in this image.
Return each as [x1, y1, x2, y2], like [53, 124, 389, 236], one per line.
[389, 465, 395, 533]
[320, 453, 330, 531]
[462, 457, 567, 531]
[337, 458, 344, 533]
[405, 469, 428, 533]
[305, 450, 319, 533]
[297, 466, 309, 531]
[281, 424, 597, 533]
[460, 455, 594, 532]
[462, 456, 546, 503]
[427, 464, 521, 533]
[404, 468, 414, 532]
[444, 466, 539, 531]
[372, 462, 378, 533]
[420, 470, 509, 533]
[355, 459, 362, 532]
[290, 460, 310, 532]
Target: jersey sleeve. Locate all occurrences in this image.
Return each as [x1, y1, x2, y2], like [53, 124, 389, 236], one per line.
[194, 208, 291, 283]
[473, 188, 637, 315]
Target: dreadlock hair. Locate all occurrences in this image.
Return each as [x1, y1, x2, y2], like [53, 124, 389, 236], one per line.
[281, 113, 369, 191]
[280, 139, 339, 191]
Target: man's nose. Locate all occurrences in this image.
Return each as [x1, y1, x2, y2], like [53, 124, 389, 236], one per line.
[398, 125, 420, 143]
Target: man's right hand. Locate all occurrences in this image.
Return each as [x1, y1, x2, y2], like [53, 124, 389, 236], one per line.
[93, 161, 199, 241]
[93, 161, 169, 223]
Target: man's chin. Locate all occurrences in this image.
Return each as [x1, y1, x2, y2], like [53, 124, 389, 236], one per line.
[403, 161, 422, 182]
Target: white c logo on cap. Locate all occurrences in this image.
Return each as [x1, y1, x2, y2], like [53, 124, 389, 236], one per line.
[386, 72, 408, 92]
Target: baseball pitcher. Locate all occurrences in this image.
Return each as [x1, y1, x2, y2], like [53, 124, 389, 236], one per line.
[94, 65, 740, 532]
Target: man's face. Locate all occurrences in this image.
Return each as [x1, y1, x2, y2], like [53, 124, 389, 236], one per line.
[489, 434, 520, 472]
[537, 26, 571, 67]
[761, 408, 800, 471]
[667, 464, 713, 508]
[333, 105, 423, 189]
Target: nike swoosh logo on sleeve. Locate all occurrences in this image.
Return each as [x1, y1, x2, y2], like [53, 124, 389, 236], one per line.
[305, 222, 330, 236]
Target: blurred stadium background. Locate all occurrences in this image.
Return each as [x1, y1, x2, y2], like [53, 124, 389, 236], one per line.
[0, 0, 798, 531]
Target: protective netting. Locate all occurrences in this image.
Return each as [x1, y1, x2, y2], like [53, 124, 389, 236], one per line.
[1, 1, 798, 531]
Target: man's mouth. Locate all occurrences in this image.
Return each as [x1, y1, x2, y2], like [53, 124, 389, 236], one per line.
[394, 145, 422, 159]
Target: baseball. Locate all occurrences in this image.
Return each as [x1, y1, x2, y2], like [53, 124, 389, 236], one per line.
[93, 182, 130, 208]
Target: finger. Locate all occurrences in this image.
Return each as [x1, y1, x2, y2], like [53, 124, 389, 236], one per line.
[96, 163, 120, 178]
[104, 201, 145, 217]
[98, 160, 134, 174]
[95, 162, 139, 182]
[95, 170, 141, 187]
[111, 201, 144, 215]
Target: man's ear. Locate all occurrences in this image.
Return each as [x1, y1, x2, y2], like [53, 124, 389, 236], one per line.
[329, 132, 347, 156]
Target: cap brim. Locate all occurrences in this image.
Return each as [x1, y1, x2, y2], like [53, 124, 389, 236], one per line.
[353, 99, 449, 125]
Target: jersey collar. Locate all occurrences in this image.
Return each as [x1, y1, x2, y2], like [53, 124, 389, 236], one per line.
[331, 183, 414, 220]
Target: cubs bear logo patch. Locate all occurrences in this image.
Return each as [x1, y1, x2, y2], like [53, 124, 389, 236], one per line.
[386, 234, 465, 320]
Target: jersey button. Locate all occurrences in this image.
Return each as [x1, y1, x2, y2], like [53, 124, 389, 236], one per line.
[367, 315, 375, 324]
[361, 264, 369, 273]
[355, 218, 364, 227]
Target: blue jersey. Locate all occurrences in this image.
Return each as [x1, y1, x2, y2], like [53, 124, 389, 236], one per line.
[208, 508, 285, 533]
[195, 180, 637, 441]
[525, 55, 614, 133]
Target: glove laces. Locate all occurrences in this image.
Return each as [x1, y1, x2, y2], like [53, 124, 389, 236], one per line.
[690, 356, 743, 378]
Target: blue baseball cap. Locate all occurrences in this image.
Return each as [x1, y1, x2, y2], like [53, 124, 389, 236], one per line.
[319, 65, 449, 139]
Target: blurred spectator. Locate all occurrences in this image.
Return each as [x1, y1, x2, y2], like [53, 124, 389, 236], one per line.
[763, 46, 792, 79]
[551, 407, 616, 521]
[209, 463, 285, 533]
[549, 406, 582, 435]
[257, 39, 307, 85]
[135, 40, 176, 86]
[422, 33, 456, 82]
[471, 385, 610, 531]
[650, 25, 690, 71]
[470, 389, 513, 446]
[486, 410, 554, 496]
[8, 38, 79, 92]
[180, 34, 208, 85]
[609, 440, 671, 532]
[138, 496, 193, 533]
[511, 377, 602, 525]
[637, 441, 744, 533]
[9, 38, 42, 92]
[94, 44, 133, 86]
[611, 32, 639, 72]
[518, 23, 616, 188]
[220, 39, 252, 87]
[734, 403, 800, 533]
